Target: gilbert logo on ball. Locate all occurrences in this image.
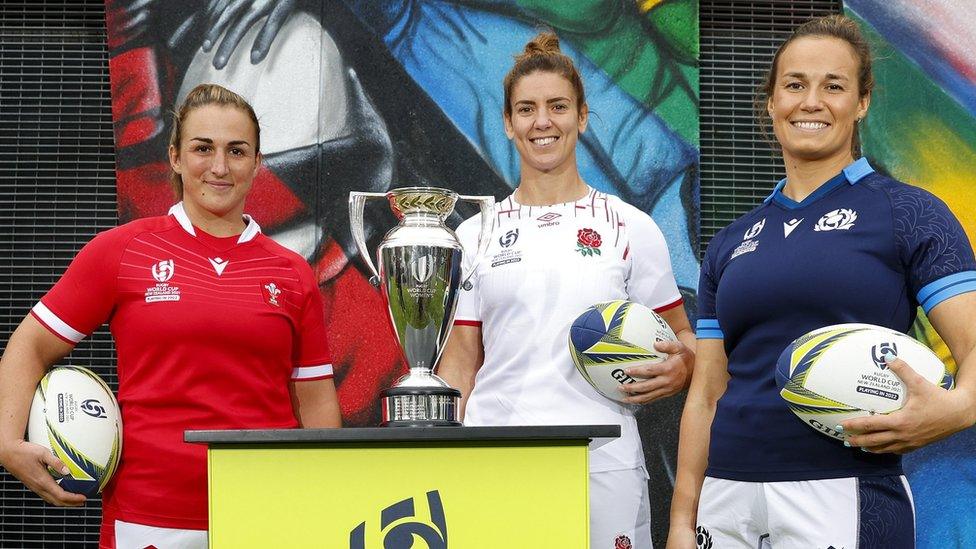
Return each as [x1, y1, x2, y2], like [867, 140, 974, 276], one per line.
[569, 300, 676, 402]
[776, 323, 953, 441]
[27, 365, 122, 497]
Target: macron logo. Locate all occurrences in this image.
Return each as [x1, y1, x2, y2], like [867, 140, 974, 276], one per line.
[783, 218, 803, 238]
[209, 257, 229, 276]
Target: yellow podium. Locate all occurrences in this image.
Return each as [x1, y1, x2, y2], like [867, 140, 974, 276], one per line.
[186, 425, 618, 548]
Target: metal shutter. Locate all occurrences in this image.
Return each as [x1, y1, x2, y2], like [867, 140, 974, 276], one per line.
[0, 1, 116, 546]
[700, 0, 842, 256]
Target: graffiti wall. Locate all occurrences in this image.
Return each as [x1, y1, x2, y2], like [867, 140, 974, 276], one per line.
[845, 1, 976, 546]
[104, 0, 699, 541]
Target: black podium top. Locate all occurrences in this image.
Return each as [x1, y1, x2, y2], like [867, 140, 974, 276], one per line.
[185, 425, 620, 445]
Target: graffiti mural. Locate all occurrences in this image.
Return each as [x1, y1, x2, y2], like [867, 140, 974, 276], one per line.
[845, 2, 976, 546]
[104, 0, 698, 501]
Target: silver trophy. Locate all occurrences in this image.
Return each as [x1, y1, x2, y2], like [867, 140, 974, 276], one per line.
[349, 187, 493, 427]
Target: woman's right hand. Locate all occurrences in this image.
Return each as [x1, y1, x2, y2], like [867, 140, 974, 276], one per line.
[0, 439, 86, 506]
[666, 525, 700, 549]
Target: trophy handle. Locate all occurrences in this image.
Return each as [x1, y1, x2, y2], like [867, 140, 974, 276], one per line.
[348, 191, 387, 287]
[456, 195, 495, 290]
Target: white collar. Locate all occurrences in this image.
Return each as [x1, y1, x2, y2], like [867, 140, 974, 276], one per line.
[167, 202, 261, 244]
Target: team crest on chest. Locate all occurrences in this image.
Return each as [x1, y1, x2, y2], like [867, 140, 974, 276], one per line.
[576, 228, 602, 257]
[263, 281, 282, 307]
[614, 534, 632, 549]
[145, 259, 180, 303]
[814, 208, 857, 231]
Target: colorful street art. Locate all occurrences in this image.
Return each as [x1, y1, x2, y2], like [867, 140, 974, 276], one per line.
[104, 0, 699, 423]
[846, 1, 976, 546]
[103, 5, 698, 541]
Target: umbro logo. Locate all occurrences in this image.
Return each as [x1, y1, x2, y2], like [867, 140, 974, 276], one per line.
[537, 212, 561, 228]
[783, 218, 803, 238]
[209, 257, 229, 275]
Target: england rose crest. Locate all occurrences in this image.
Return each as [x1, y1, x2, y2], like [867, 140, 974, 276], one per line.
[614, 534, 632, 549]
[576, 228, 602, 256]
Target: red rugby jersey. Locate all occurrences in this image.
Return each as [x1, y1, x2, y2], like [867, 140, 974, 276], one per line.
[32, 204, 332, 529]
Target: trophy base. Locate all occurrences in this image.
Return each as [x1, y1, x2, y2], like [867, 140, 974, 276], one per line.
[381, 386, 462, 427]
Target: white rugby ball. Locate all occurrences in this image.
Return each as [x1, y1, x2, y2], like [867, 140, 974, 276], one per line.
[776, 323, 954, 441]
[569, 300, 677, 402]
[27, 365, 122, 497]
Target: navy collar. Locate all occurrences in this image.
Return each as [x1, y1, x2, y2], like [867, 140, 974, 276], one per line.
[764, 157, 875, 208]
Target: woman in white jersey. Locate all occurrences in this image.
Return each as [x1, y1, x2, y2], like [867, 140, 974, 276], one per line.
[440, 31, 697, 548]
[667, 15, 976, 549]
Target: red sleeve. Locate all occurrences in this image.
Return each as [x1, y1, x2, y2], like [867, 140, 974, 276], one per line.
[291, 259, 333, 381]
[33, 228, 128, 344]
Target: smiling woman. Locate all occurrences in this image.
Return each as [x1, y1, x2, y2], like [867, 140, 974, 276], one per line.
[168, 86, 262, 236]
[0, 83, 342, 549]
[768, 37, 869, 175]
[669, 15, 976, 549]
[437, 31, 698, 549]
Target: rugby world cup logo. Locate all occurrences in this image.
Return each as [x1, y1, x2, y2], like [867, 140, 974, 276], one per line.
[410, 254, 435, 284]
[80, 399, 107, 419]
[743, 218, 765, 240]
[151, 259, 174, 282]
[871, 341, 897, 370]
[499, 229, 519, 248]
[349, 490, 448, 549]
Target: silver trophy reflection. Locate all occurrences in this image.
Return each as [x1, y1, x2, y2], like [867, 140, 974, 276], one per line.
[349, 188, 493, 426]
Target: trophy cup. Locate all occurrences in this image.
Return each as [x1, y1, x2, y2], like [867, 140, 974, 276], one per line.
[349, 187, 494, 427]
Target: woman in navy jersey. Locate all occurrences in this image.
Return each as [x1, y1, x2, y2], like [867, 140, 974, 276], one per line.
[439, 31, 697, 548]
[0, 84, 341, 548]
[667, 15, 976, 549]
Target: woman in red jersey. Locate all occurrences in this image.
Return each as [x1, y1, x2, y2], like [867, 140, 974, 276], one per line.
[0, 84, 341, 549]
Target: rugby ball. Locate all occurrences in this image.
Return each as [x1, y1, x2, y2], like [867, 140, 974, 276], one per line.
[27, 365, 122, 497]
[777, 323, 954, 441]
[569, 300, 676, 402]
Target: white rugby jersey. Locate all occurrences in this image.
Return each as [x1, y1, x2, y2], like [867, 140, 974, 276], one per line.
[454, 187, 682, 472]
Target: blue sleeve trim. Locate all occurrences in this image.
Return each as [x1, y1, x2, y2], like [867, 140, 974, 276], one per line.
[917, 271, 976, 313]
[696, 318, 724, 339]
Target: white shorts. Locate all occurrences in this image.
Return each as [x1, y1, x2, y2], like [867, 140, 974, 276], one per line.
[696, 475, 915, 549]
[109, 520, 208, 549]
[590, 467, 652, 549]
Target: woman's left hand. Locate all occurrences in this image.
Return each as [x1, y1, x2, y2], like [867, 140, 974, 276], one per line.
[619, 339, 695, 405]
[841, 357, 976, 454]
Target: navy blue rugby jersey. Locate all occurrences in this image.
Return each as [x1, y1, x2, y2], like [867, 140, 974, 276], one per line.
[696, 158, 976, 481]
